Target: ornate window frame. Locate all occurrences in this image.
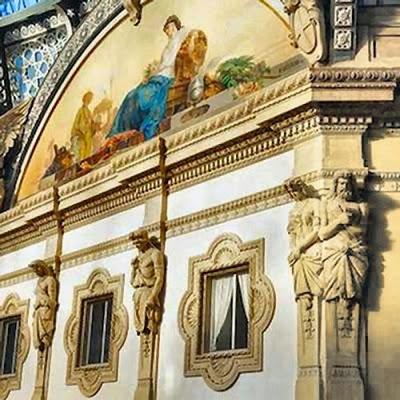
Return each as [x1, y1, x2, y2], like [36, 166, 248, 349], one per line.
[178, 234, 276, 391]
[0, 294, 30, 400]
[64, 268, 128, 397]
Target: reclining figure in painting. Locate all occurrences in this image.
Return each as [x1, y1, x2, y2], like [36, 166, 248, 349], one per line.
[107, 15, 207, 141]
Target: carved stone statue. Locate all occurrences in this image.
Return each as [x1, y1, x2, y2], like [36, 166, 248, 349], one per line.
[282, 0, 327, 65]
[122, 0, 154, 26]
[130, 230, 165, 334]
[29, 260, 58, 352]
[319, 172, 368, 303]
[286, 178, 323, 304]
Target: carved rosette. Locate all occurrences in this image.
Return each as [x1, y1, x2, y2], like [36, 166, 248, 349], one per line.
[0, 294, 30, 400]
[179, 234, 275, 391]
[64, 269, 128, 397]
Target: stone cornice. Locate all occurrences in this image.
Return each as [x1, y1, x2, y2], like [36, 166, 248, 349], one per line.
[367, 171, 400, 192]
[0, 167, 395, 288]
[2, 67, 400, 254]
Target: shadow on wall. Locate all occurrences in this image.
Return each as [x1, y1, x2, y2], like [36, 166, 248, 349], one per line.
[366, 189, 399, 312]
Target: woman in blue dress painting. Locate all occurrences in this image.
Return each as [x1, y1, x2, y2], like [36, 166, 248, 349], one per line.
[108, 15, 190, 140]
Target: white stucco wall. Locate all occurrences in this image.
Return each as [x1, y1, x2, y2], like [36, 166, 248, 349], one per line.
[0, 241, 46, 275]
[63, 204, 145, 253]
[0, 146, 296, 399]
[159, 204, 296, 400]
[168, 151, 294, 219]
[48, 250, 139, 400]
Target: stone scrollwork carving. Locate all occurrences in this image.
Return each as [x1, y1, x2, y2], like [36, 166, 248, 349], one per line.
[29, 260, 58, 352]
[64, 269, 128, 397]
[282, 0, 327, 66]
[179, 234, 275, 392]
[0, 294, 30, 400]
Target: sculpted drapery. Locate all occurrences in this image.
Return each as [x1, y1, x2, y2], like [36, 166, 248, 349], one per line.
[29, 260, 58, 352]
[287, 179, 323, 303]
[319, 172, 368, 302]
[287, 172, 369, 399]
[287, 172, 369, 304]
[108, 15, 207, 140]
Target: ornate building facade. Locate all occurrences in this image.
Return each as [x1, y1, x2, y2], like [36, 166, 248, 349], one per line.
[0, 0, 398, 399]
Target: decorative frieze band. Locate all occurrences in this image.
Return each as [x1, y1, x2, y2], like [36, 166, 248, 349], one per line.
[0, 167, 394, 288]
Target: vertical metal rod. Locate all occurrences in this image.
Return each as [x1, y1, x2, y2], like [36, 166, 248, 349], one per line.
[0, 320, 7, 375]
[85, 303, 93, 365]
[232, 275, 237, 350]
[10, 320, 19, 374]
[100, 300, 109, 363]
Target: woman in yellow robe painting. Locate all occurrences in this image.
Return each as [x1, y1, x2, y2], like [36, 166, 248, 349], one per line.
[108, 15, 207, 140]
[71, 91, 97, 161]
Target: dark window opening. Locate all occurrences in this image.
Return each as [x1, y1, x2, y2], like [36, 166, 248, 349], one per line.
[0, 316, 20, 376]
[78, 296, 113, 367]
[207, 271, 249, 353]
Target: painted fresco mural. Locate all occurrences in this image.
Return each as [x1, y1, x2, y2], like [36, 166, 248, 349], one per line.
[17, 0, 305, 200]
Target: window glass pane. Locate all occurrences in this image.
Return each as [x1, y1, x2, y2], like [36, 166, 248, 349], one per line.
[235, 276, 248, 350]
[215, 297, 233, 351]
[80, 296, 112, 366]
[0, 317, 20, 375]
[208, 270, 249, 353]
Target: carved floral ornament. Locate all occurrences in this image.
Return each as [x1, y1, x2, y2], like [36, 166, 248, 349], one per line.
[0, 294, 30, 400]
[64, 269, 128, 397]
[178, 234, 276, 391]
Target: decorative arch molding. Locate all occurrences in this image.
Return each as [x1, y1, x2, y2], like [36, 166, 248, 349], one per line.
[64, 268, 128, 397]
[6, 0, 124, 209]
[0, 294, 30, 400]
[179, 233, 276, 391]
[7, 0, 291, 209]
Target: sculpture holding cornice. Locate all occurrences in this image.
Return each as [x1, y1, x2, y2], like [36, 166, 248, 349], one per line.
[130, 229, 166, 400]
[29, 259, 58, 400]
[320, 171, 367, 399]
[287, 178, 323, 304]
[282, 0, 327, 65]
[29, 260, 58, 352]
[130, 230, 165, 335]
[286, 178, 324, 399]
[287, 172, 368, 400]
[319, 171, 368, 304]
